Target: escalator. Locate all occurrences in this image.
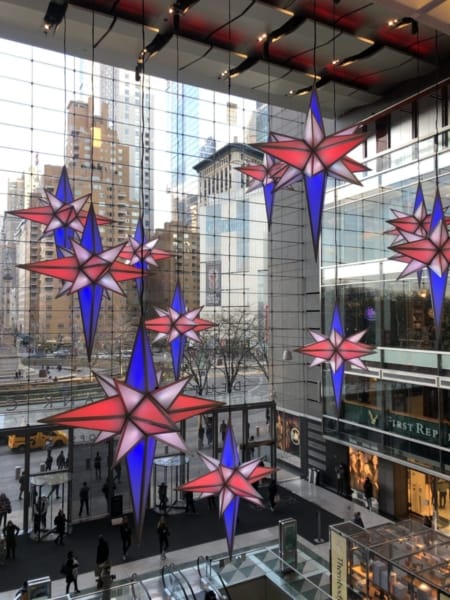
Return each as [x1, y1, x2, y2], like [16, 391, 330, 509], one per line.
[197, 555, 231, 599]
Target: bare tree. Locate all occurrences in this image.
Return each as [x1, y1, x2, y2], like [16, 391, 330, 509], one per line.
[182, 338, 214, 395]
[250, 337, 269, 380]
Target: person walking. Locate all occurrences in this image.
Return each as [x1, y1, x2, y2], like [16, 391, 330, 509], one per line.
[79, 482, 90, 517]
[3, 519, 20, 559]
[45, 452, 53, 471]
[184, 490, 196, 514]
[220, 420, 227, 443]
[268, 478, 278, 511]
[119, 515, 132, 560]
[114, 462, 122, 483]
[62, 550, 80, 594]
[158, 482, 168, 513]
[54, 509, 67, 545]
[353, 512, 364, 527]
[18, 472, 26, 500]
[0, 493, 12, 528]
[102, 477, 116, 510]
[198, 423, 205, 449]
[94, 452, 102, 480]
[336, 463, 347, 496]
[96, 534, 110, 576]
[363, 476, 374, 510]
[56, 451, 66, 470]
[157, 516, 170, 560]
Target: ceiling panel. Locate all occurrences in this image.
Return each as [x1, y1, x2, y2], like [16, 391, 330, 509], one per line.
[0, 0, 448, 120]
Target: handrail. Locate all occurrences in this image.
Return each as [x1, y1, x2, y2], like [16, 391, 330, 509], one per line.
[161, 562, 190, 599]
[202, 556, 231, 600]
[130, 573, 152, 599]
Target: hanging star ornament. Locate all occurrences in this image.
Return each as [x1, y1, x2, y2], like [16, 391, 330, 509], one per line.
[41, 322, 222, 540]
[236, 133, 302, 228]
[18, 205, 144, 360]
[120, 217, 172, 294]
[296, 303, 375, 410]
[179, 424, 274, 557]
[145, 281, 214, 379]
[389, 187, 449, 334]
[252, 89, 368, 257]
[8, 166, 110, 258]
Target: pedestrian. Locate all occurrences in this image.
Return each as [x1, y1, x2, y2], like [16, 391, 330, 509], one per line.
[157, 516, 170, 560]
[158, 482, 168, 513]
[33, 495, 48, 531]
[220, 419, 227, 443]
[45, 452, 53, 471]
[94, 452, 102, 480]
[44, 439, 52, 454]
[353, 512, 364, 528]
[18, 472, 26, 500]
[79, 482, 90, 517]
[62, 550, 80, 594]
[363, 476, 374, 511]
[97, 562, 115, 594]
[268, 478, 278, 511]
[102, 478, 116, 509]
[3, 519, 20, 559]
[184, 490, 196, 514]
[54, 509, 66, 545]
[206, 419, 213, 447]
[198, 423, 205, 449]
[0, 493, 12, 528]
[56, 450, 66, 470]
[336, 463, 346, 496]
[438, 479, 448, 508]
[96, 534, 110, 577]
[119, 515, 132, 560]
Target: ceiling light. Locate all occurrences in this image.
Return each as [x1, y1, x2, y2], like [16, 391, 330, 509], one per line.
[219, 56, 259, 80]
[43, 0, 68, 34]
[388, 16, 418, 33]
[258, 33, 268, 42]
[169, 0, 200, 15]
[356, 36, 375, 46]
[269, 15, 306, 43]
[135, 30, 174, 81]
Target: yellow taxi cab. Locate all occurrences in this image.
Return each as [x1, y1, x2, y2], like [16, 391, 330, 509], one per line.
[8, 430, 68, 451]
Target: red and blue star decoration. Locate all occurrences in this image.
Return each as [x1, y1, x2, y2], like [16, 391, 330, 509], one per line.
[252, 89, 368, 257]
[120, 216, 171, 295]
[297, 303, 375, 410]
[179, 424, 274, 557]
[145, 280, 214, 379]
[18, 205, 144, 360]
[236, 133, 302, 228]
[41, 322, 222, 540]
[389, 187, 449, 334]
[8, 166, 110, 258]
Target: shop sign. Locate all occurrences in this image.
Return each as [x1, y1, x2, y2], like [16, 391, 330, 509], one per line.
[344, 403, 381, 427]
[386, 413, 440, 443]
[331, 530, 347, 600]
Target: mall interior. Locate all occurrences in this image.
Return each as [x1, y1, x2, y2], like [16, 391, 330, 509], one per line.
[0, 0, 449, 598]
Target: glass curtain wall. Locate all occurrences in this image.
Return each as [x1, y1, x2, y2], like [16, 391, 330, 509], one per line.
[0, 38, 280, 533]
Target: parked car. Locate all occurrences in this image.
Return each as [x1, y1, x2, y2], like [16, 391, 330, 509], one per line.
[8, 430, 68, 451]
